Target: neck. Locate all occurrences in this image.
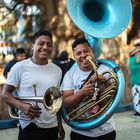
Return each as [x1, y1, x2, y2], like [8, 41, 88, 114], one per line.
[80, 65, 93, 71]
[31, 57, 48, 65]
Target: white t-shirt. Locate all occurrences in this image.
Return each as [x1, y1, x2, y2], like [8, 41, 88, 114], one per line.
[6, 58, 62, 129]
[61, 63, 115, 137]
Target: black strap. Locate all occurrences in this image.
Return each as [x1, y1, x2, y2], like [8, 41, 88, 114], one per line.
[80, 60, 100, 89]
[80, 70, 94, 89]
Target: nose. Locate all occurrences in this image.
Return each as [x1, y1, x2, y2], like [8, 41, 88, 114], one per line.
[43, 43, 49, 49]
[81, 52, 87, 58]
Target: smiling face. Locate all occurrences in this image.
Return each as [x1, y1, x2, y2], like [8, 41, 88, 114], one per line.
[73, 42, 95, 71]
[31, 35, 53, 65]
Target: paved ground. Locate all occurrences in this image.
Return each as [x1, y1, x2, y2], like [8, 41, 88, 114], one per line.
[0, 111, 140, 140]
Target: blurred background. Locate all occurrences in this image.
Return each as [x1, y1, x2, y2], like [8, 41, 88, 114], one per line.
[0, 0, 140, 119]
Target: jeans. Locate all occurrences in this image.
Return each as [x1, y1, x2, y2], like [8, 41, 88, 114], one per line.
[18, 123, 58, 140]
[70, 130, 116, 140]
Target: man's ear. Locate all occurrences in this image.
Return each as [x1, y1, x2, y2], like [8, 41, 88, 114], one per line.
[73, 52, 76, 60]
[31, 44, 34, 50]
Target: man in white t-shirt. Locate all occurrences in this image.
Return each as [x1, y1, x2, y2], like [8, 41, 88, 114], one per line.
[61, 37, 116, 140]
[2, 30, 65, 140]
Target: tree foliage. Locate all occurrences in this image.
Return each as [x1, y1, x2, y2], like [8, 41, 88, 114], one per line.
[1, 0, 139, 103]
[0, 0, 140, 65]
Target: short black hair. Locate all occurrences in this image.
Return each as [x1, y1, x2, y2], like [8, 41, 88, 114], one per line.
[72, 37, 90, 51]
[32, 30, 53, 43]
[13, 48, 26, 58]
[15, 48, 26, 55]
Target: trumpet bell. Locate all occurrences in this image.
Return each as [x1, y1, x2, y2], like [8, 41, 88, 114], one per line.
[66, 0, 132, 38]
[44, 86, 62, 112]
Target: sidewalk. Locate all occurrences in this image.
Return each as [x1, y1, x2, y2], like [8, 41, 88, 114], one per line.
[0, 111, 140, 140]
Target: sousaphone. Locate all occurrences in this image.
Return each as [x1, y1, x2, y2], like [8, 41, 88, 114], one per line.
[61, 0, 132, 130]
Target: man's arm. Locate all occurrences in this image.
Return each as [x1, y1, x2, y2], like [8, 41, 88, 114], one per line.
[62, 73, 111, 108]
[2, 84, 21, 107]
[2, 84, 41, 119]
[62, 80, 95, 108]
[56, 111, 65, 140]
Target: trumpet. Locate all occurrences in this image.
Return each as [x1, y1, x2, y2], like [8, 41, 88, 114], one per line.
[8, 86, 62, 120]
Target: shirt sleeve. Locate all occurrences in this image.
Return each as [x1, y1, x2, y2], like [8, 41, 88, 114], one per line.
[57, 68, 63, 87]
[60, 71, 74, 91]
[3, 60, 16, 78]
[6, 62, 22, 88]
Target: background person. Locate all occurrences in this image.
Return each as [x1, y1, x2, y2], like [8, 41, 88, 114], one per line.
[3, 47, 27, 78]
[53, 50, 75, 81]
[2, 30, 65, 140]
[3, 47, 27, 96]
[129, 39, 140, 118]
[61, 37, 116, 140]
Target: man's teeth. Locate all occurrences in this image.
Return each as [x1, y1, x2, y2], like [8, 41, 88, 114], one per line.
[82, 59, 88, 63]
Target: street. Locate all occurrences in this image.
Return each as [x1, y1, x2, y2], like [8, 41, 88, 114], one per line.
[0, 111, 140, 140]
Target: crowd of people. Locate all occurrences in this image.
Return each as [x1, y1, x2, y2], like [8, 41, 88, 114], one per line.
[1, 29, 140, 140]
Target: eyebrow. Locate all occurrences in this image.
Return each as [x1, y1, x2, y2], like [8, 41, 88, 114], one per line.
[35, 40, 52, 44]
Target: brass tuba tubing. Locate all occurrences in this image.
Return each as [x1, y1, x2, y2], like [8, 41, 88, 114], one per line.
[68, 85, 116, 121]
[66, 57, 118, 121]
[86, 56, 99, 80]
[61, 59, 125, 130]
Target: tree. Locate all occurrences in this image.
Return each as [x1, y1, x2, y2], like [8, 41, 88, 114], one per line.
[0, 0, 139, 109]
[0, 0, 140, 67]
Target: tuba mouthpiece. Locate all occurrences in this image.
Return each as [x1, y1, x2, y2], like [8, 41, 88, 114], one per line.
[86, 56, 95, 67]
[86, 56, 92, 61]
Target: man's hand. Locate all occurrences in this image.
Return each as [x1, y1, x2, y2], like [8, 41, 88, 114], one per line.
[90, 74, 106, 83]
[58, 125, 65, 140]
[18, 102, 41, 119]
[80, 79, 94, 96]
[80, 74, 106, 97]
